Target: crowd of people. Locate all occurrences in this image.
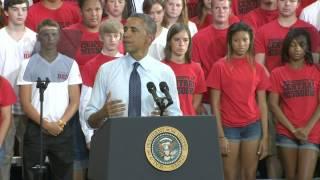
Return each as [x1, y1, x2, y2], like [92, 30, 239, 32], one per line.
[0, 0, 319, 180]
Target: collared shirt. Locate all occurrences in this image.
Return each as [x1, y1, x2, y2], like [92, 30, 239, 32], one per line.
[85, 54, 182, 126]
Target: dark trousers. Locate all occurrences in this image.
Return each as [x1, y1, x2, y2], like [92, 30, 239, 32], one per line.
[23, 120, 73, 180]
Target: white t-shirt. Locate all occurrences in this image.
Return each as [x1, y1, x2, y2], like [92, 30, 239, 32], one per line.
[148, 27, 168, 61]
[188, 21, 198, 37]
[17, 53, 82, 122]
[133, 0, 143, 13]
[300, 0, 320, 31]
[0, 27, 36, 114]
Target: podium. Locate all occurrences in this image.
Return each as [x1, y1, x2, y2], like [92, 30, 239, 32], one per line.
[88, 116, 224, 180]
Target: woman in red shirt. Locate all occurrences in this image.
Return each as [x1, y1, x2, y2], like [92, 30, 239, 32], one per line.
[0, 76, 17, 166]
[163, 23, 206, 115]
[269, 28, 320, 180]
[207, 22, 269, 180]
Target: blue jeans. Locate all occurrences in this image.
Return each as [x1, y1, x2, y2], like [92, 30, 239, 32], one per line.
[0, 146, 4, 167]
[223, 120, 262, 142]
[276, 134, 319, 152]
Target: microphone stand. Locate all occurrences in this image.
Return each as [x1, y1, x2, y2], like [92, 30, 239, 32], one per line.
[159, 97, 173, 116]
[32, 77, 50, 180]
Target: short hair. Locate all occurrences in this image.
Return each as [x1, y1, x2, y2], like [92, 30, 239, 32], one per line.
[212, 0, 232, 7]
[226, 22, 254, 61]
[143, 0, 165, 14]
[37, 19, 60, 33]
[78, 0, 103, 10]
[99, 19, 123, 36]
[281, 28, 313, 65]
[129, 13, 156, 37]
[164, 23, 192, 63]
[162, 0, 189, 27]
[4, 0, 29, 11]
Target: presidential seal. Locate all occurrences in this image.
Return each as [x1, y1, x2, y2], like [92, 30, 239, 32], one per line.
[145, 126, 188, 171]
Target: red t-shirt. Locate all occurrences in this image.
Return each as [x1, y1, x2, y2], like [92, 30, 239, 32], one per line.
[82, 53, 117, 87]
[270, 64, 320, 143]
[192, 25, 235, 103]
[207, 57, 270, 127]
[232, 0, 259, 18]
[242, 8, 278, 33]
[164, 60, 207, 115]
[0, 76, 17, 126]
[255, 19, 319, 72]
[190, 14, 240, 30]
[187, 0, 198, 18]
[26, 2, 81, 31]
[59, 23, 103, 77]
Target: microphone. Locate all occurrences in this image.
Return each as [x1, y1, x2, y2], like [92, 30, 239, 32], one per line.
[159, 81, 173, 106]
[36, 77, 50, 89]
[147, 82, 161, 107]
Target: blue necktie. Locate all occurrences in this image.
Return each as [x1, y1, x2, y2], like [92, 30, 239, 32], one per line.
[128, 62, 141, 117]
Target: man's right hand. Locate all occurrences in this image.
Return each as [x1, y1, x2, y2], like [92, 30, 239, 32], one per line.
[102, 92, 126, 118]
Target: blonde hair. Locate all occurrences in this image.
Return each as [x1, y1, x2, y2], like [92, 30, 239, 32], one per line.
[99, 19, 123, 37]
[162, 0, 189, 27]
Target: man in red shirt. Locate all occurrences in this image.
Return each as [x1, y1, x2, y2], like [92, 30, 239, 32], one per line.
[192, 0, 239, 114]
[26, 0, 81, 31]
[255, 0, 319, 73]
[242, 0, 278, 33]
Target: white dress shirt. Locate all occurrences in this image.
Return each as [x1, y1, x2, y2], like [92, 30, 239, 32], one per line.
[85, 54, 182, 128]
[79, 52, 123, 143]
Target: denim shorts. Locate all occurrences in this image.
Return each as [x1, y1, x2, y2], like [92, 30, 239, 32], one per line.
[276, 134, 319, 152]
[223, 120, 262, 142]
[0, 146, 4, 167]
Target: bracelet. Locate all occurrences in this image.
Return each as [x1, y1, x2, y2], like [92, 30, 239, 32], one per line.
[218, 136, 225, 139]
[58, 119, 66, 128]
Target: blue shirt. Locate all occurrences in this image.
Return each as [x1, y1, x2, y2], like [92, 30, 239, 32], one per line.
[85, 54, 182, 125]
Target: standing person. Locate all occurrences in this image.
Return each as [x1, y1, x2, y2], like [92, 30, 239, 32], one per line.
[26, 0, 81, 31]
[0, 77, 16, 168]
[79, 19, 123, 148]
[18, 19, 81, 180]
[60, 0, 104, 76]
[190, 0, 239, 30]
[143, 0, 168, 61]
[300, 0, 320, 32]
[103, 0, 128, 24]
[58, 0, 103, 179]
[0, 0, 36, 180]
[242, 0, 278, 33]
[269, 28, 320, 180]
[162, 0, 198, 36]
[231, 0, 258, 18]
[242, 0, 280, 178]
[207, 22, 269, 180]
[85, 13, 182, 129]
[190, 0, 212, 30]
[255, 0, 319, 72]
[192, 0, 239, 115]
[163, 23, 206, 115]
